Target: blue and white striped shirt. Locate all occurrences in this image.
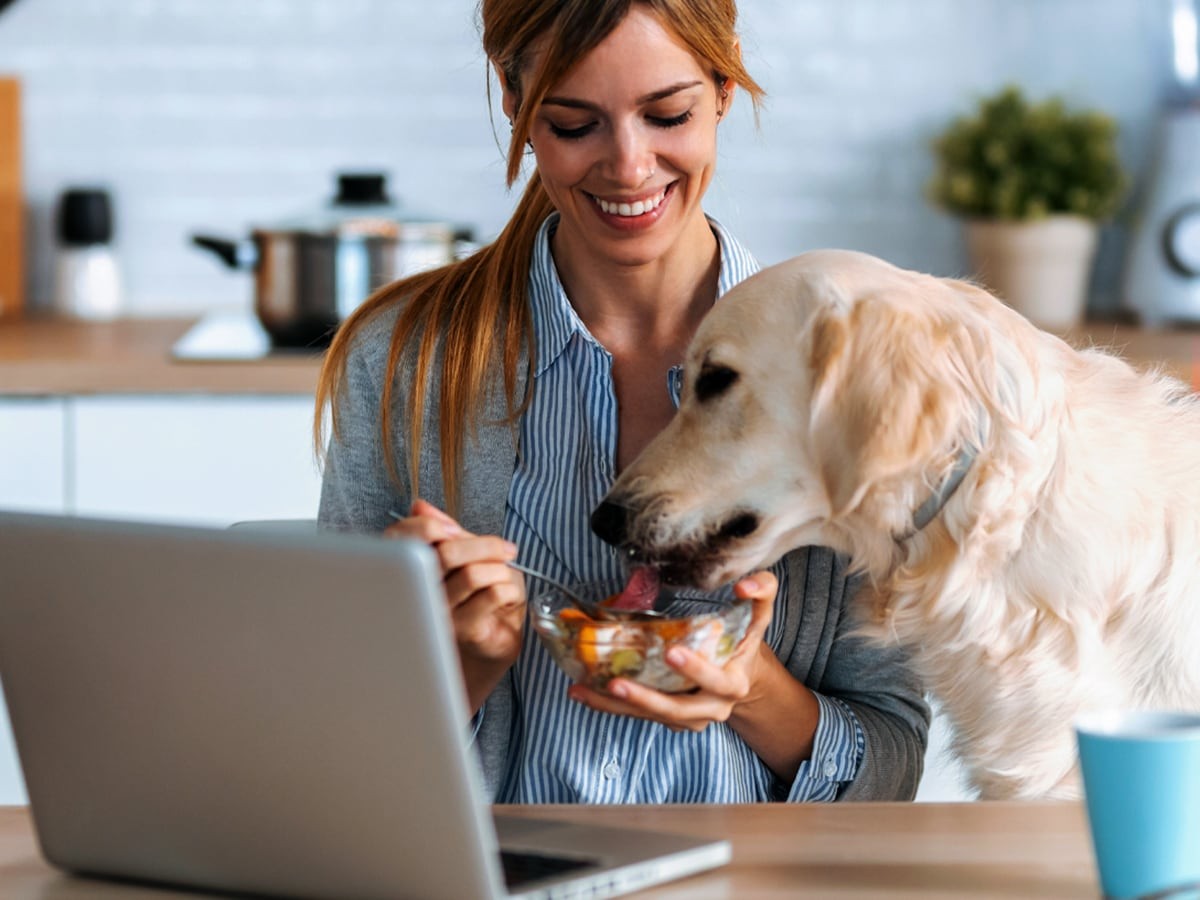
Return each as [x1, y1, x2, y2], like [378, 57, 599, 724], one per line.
[492, 214, 864, 803]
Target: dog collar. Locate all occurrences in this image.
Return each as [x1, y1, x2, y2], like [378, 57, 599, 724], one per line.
[904, 447, 976, 538]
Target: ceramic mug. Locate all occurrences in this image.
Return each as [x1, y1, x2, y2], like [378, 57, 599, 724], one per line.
[1076, 710, 1200, 900]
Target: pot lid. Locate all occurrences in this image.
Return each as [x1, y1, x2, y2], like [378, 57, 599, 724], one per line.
[258, 172, 455, 239]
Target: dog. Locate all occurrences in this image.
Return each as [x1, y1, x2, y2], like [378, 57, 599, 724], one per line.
[591, 249, 1200, 800]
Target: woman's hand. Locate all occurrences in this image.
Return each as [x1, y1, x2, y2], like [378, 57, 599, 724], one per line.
[384, 499, 524, 713]
[566, 571, 779, 732]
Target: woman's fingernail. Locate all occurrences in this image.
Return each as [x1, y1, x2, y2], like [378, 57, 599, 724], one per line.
[609, 681, 628, 699]
[666, 648, 686, 667]
[502, 541, 518, 556]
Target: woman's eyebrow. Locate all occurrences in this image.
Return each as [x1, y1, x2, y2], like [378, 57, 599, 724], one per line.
[541, 80, 704, 110]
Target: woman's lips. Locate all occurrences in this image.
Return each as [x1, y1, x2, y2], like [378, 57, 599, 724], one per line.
[587, 182, 675, 230]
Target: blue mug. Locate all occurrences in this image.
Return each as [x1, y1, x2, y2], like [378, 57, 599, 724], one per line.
[1076, 710, 1200, 900]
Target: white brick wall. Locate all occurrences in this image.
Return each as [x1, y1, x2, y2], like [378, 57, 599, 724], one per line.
[0, 0, 1169, 317]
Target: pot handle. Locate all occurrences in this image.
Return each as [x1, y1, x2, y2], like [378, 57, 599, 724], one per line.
[191, 234, 257, 270]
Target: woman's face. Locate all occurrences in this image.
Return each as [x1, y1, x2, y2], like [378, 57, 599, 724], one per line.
[509, 7, 729, 269]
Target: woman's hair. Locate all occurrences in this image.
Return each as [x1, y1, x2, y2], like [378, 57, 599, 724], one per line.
[314, 0, 764, 516]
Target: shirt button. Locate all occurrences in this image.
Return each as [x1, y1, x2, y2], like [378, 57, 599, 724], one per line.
[822, 757, 838, 779]
[602, 761, 620, 780]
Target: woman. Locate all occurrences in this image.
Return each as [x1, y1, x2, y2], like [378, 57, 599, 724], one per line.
[316, 0, 929, 803]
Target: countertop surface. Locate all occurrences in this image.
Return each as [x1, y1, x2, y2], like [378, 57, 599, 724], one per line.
[0, 313, 1197, 396]
[0, 801, 1099, 898]
[0, 315, 321, 395]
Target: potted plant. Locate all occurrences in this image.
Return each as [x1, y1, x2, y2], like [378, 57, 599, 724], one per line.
[928, 85, 1127, 330]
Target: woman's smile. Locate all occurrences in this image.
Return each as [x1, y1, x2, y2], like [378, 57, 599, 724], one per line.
[588, 182, 675, 229]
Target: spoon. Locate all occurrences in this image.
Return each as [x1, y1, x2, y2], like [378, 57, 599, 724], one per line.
[386, 510, 664, 620]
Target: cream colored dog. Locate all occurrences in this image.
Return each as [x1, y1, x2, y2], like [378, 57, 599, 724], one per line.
[591, 249, 1200, 800]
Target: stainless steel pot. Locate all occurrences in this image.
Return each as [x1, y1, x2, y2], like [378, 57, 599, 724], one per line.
[193, 174, 467, 348]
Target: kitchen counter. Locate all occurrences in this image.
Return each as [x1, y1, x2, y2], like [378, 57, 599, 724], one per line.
[0, 314, 1197, 397]
[0, 316, 321, 395]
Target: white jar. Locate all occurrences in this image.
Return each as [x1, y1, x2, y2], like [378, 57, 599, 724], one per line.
[53, 188, 122, 320]
[54, 246, 122, 320]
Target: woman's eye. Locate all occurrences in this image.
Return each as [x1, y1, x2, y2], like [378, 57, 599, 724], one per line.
[648, 110, 693, 129]
[548, 121, 597, 140]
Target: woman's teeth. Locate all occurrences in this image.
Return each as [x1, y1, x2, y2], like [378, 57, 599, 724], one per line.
[594, 188, 666, 217]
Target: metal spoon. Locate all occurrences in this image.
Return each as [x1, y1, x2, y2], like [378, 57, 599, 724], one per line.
[386, 510, 663, 620]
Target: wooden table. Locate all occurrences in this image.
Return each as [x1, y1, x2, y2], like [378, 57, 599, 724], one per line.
[0, 802, 1100, 898]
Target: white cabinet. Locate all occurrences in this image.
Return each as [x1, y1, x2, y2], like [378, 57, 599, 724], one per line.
[0, 398, 67, 514]
[71, 396, 324, 526]
[0, 393, 323, 804]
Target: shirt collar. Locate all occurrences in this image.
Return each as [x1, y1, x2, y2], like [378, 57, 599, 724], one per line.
[527, 213, 760, 378]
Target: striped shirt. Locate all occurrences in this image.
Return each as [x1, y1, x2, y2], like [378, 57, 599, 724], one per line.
[492, 214, 864, 803]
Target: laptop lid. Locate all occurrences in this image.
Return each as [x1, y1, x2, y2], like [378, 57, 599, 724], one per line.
[0, 512, 729, 900]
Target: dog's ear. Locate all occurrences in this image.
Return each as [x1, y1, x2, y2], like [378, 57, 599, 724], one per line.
[808, 293, 975, 518]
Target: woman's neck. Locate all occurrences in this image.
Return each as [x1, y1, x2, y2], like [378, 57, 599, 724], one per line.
[549, 213, 721, 354]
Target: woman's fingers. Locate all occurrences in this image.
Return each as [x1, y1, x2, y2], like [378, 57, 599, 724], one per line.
[443, 559, 522, 610]
[383, 498, 467, 543]
[383, 515, 452, 543]
[409, 498, 464, 531]
[569, 681, 726, 732]
[733, 570, 777, 649]
[436, 534, 517, 573]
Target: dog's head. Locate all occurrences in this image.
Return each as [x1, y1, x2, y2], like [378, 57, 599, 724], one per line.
[593, 249, 1045, 589]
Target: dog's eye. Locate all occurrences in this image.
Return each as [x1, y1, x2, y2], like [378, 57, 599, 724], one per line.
[695, 364, 739, 402]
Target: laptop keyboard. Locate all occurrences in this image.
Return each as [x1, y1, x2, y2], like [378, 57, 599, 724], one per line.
[500, 849, 596, 888]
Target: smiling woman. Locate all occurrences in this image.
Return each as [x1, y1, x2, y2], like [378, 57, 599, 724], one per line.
[314, 0, 930, 808]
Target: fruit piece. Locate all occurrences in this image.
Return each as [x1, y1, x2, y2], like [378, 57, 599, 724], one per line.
[575, 622, 618, 667]
[557, 607, 592, 625]
[608, 648, 644, 676]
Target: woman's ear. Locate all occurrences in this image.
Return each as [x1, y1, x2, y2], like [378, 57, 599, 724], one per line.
[718, 76, 735, 120]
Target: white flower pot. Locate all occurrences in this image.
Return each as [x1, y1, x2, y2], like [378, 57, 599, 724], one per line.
[963, 215, 1100, 331]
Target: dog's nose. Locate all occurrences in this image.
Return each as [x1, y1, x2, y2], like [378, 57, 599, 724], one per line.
[590, 500, 629, 547]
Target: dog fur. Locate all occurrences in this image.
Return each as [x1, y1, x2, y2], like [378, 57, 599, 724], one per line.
[596, 249, 1200, 800]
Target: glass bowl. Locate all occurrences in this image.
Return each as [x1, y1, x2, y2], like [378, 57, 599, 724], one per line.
[529, 580, 752, 694]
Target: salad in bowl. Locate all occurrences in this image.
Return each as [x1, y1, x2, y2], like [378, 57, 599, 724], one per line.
[529, 568, 752, 694]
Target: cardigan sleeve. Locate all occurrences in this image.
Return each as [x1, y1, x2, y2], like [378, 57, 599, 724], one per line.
[318, 307, 411, 534]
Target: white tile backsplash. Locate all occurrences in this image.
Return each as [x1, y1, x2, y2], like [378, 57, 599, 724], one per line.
[0, 0, 1171, 316]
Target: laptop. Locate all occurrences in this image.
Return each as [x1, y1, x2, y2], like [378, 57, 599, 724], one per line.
[0, 511, 730, 900]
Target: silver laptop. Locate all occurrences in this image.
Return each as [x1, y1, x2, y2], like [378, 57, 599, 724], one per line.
[0, 511, 730, 900]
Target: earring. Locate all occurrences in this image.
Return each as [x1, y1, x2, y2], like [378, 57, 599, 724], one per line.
[717, 86, 729, 118]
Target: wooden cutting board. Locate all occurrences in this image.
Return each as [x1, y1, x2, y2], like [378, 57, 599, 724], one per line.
[0, 77, 22, 319]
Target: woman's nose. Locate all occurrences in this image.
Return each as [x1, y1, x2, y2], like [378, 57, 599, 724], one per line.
[604, 123, 656, 187]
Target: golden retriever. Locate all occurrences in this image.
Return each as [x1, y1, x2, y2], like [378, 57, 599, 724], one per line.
[591, 249, 1200, 800]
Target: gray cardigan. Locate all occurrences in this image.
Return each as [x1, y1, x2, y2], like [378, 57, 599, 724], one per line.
[319, 305, 931, 801]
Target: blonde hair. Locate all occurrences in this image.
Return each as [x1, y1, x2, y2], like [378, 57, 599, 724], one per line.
[314, 0, 765, 516]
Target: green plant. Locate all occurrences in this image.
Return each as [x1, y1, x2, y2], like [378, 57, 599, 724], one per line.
[928, 86, 1126, 221]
